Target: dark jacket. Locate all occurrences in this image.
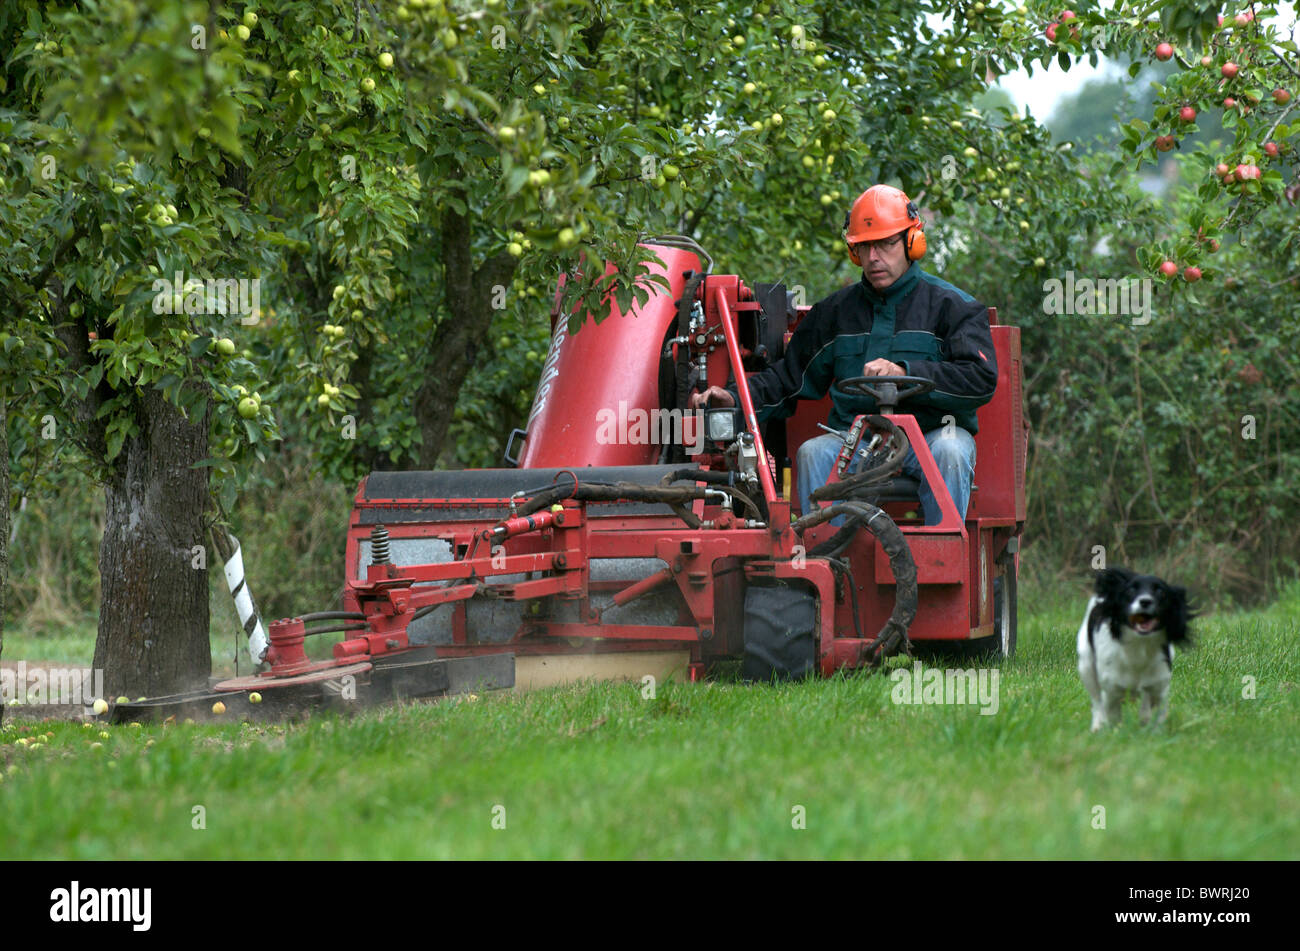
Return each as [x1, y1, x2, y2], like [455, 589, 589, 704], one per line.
[740, 262, 998, 434]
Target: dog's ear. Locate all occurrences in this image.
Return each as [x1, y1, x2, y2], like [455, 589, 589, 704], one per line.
[1163, 584, 1195, 644]
[1094, 567, 1134, 603]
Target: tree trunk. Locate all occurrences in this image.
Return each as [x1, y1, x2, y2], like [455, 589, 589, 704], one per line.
[92, 386, 212, 697]
[411, 204, 517, 468]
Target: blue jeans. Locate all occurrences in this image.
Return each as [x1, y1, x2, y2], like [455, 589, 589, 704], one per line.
[796, 427, 976, 526]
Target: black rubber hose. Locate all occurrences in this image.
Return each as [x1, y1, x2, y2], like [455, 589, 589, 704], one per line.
[793, 500, 916, 662]
[808, 415, 909, 502]
[516, 481, 710, 517]
[658, 469, 762, 520]
[658, 467, 739, 487]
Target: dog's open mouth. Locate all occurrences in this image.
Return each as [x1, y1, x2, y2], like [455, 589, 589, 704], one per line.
[1129, 613, 1159, 634]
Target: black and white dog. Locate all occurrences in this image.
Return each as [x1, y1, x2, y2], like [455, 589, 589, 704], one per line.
[1077, 568, 1193, 731]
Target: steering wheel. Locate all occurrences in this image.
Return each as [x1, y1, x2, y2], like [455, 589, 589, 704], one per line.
[838, 375, 935, 414]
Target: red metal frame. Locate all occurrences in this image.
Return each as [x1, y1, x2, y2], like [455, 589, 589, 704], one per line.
[277, 248, 1029, 683]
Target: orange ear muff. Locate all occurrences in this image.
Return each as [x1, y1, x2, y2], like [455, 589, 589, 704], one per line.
[905, 222, 927, 261]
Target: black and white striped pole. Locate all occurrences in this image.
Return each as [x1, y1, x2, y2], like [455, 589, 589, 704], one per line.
[211, 524, 269, 666]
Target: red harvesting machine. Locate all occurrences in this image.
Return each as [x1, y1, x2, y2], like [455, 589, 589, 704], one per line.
[122, 237, 1027, 719]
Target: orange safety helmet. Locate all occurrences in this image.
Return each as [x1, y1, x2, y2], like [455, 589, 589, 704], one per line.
[842, 185, 927, 265]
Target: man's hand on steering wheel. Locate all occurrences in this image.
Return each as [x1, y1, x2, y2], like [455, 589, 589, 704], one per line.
[862, 358, 906, 377]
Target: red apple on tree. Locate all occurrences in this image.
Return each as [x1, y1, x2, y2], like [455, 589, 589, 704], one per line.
[1155, 135, 1174, 151]
[1201, 55, 1214, 67]
[1183, 266, 1201, 282]
[1155, 43, 1174, 60]
[1223, 97, 1236, 109]
[1060, 9, 1076, 19]
[1274, 88, 1292, 105]
[1159, 260, 1178, 277]
[1044, 23, 1058, 42]
[1215, 163, 1230, 177]
[1206, 239, 1220, 252]
[1180, 106, 1197, 122]
[1221, 62, 1239, 78]
[1264, 142, 1279, 158]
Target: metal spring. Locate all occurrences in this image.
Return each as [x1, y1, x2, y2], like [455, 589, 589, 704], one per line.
[370, 523, 391, 565]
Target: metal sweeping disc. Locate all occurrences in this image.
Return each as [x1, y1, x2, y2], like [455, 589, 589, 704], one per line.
[213, 662, 373, 692]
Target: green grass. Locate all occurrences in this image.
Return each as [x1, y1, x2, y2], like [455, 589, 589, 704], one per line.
[2, 582, 1298, 859]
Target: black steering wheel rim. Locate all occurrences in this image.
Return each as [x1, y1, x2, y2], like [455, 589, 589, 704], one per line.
[838, 374, 935, 412]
